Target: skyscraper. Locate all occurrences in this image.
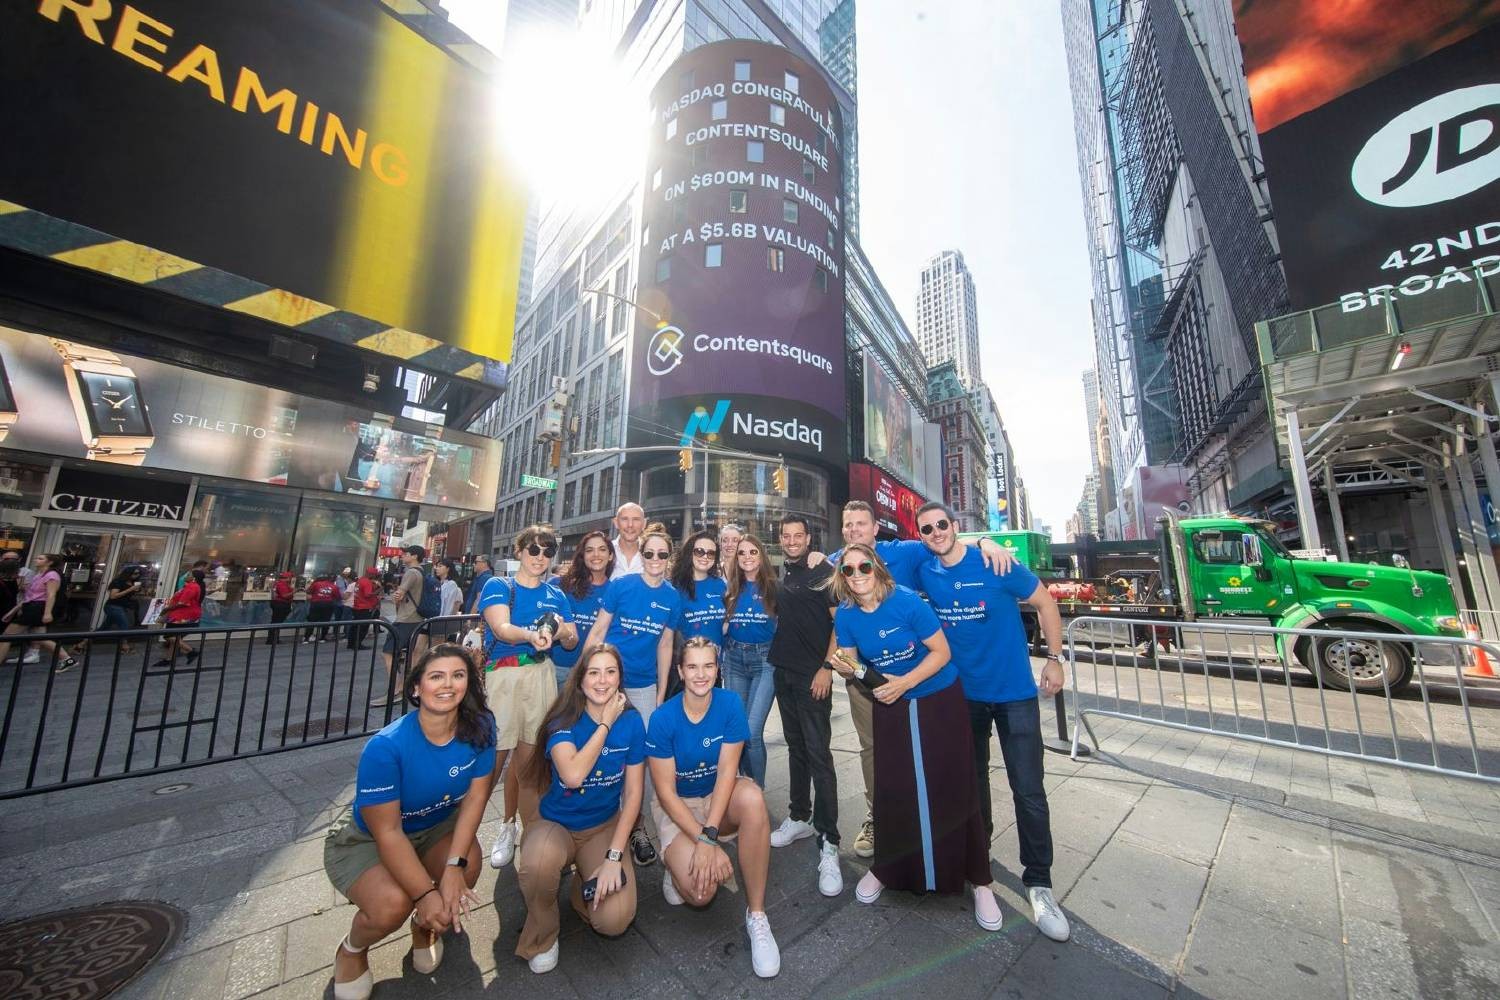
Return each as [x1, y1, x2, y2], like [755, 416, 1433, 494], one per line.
[915, 250, 982, 390]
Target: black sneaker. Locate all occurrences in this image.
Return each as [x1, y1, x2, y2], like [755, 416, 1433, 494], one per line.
[630, 827, 658, 866]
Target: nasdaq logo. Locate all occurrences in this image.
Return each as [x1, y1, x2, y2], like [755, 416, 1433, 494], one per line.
[679, 400, 731, 446]
[1353, 85, 1500, 207]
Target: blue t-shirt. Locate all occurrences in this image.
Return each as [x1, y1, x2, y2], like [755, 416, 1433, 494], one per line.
[601, 575, 682, 687]
[645, 688, 750, 799]
[478, 576, 572, 662]
[726, 580, 775, 644]
[540, 709, 647, 831]
[919, 547, 1041, 703]
[353, 712, 497, 834]
[672, 576, 727, 645]
[550, 578, 608, 670]
[832, 539, 930, 590]
[833, 585, 956, 699]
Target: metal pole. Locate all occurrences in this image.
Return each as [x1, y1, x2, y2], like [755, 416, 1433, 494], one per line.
[1445, 440, 1496, 621]
[1455, 430, 1500, 623]
[1284, 408, 1322, 550]
[1426, 463, 1463, 591]
[1323, 458, 1350, 562]
[700, 443, 709, 528]
[550, 403, 572, 536]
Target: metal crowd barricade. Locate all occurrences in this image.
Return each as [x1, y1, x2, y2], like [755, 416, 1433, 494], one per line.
[1064, 615, 1500, 785]
[0, 617, 414, 798]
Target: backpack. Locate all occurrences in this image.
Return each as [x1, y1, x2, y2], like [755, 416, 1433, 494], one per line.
[416, 570, 443, 618]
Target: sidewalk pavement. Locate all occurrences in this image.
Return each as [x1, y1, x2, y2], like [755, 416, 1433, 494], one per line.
[3, 673, 1499, 999]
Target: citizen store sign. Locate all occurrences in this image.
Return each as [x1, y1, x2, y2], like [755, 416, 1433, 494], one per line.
[46, 468, 190, 523]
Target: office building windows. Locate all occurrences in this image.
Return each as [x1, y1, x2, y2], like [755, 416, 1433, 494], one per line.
[747, 141, 764, 163]
[729, 189, 748, 213]
[712, 99, 727, 121]
[767, 247, 785, 272]
[705, 243, 723, 267]
[783, 199, 798, 223]
[652, 168, 662, 190]
[734, 60, 751, 82]
[665, 117, 677, 140]
[784, 71, 799, 94]
[815, 267, 829, 292]
[802, 158, 814, 182]
[656, 257, 671, 282]
[769, 103, 785, 126]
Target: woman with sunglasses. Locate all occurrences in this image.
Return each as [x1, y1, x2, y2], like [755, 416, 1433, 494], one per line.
[722, 534, 777, 786]
[665, 531, 727, 696]
[828, 545, 998, 930]
[514, 643, 645, 974]
[324, 643, 493, 999]
[478, 525, 579, 870]
[584, 527, 681, 866]
[646, 637, 780, 978]
[550, 531, 615, 690]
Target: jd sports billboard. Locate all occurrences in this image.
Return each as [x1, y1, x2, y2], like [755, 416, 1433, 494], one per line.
[1234, 3, 1500, 311]
[0, 0, 526, 361]
[629, 40, 847, 468]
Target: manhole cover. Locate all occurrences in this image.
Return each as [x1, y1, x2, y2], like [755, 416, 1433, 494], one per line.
[277, 716, 350, 741]
[0, 901, 185, 1000]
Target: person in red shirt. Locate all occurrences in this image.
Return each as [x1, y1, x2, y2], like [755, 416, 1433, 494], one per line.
[305, 571, 342, 644]
[268, 571, 296, 646]
[156, 567, 205, 666]
[348, 567, 383, 650]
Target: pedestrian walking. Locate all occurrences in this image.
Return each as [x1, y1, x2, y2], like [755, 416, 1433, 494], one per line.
[646, 637, 780, 978]
[304, 570, 341, 643]
[374, 546, 430, 707]
[156, 566, 206, 666]
[267, 571, 295, 645]
[99, 565, 144, 654]
[766, 515, 842, 897]
[338, 567, 357, 635]
[466, 555, 494, 616]
[916, 502, 1071, 941]
[549, 531, 614, 689]
[436, 558, 464, 628]
[477, 525, 578, 871]
[323, 644, 494, 1000]
[828, 544, 998, 931]
[721, 534, 777, 786]
[513, 644, 645, 974]
[347, 567, 382, 650]
[0, 553, 77, 672]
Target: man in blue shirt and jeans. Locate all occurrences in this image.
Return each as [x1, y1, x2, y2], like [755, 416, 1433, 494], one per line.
[915, 501, 1071, 943]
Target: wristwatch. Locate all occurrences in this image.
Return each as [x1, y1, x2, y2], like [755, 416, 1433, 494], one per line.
[699, 825, 720, 845]
[605, 848, 624, 862]
[0, 354, 17, 443]
[50, 339, 154, 464]
[445, 855, 468, 869]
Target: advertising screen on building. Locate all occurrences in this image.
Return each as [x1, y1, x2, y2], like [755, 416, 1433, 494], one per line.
[1233, 2, 1500, 310]
[848, 462, 927, 539]
[628, 40, 847, 467]
[0, 326, 501, 512]
[0, 0, 526, 362]
[863, 357, 938, 494]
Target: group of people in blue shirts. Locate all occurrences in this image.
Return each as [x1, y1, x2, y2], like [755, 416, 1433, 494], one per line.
[322, 498, 1073, 998]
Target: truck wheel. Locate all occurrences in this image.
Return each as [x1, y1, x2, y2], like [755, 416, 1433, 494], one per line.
[1302, 625, 1413, 694]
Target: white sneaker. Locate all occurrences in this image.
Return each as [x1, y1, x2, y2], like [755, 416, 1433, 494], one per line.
[21, 651, 39, 664]
[661, 873, 684, 906]
[528, 938, 559, 974]
[1028, 886, 1071, 942]
[816, 840, 843, 897]
[770, 816, 816, 848]
[490, 818, 519, 869]
[973, 884, 1003, 931]
[855, 870, 883, 904]
[745, 909, 780, 978]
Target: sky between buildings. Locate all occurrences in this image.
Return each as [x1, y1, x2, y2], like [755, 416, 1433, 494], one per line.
[444, 0, 1097, 536]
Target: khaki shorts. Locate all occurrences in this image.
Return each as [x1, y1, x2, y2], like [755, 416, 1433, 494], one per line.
[323, 805, 458, 899]
[651, 787, 744, 853]
[486, 660, 558, 751]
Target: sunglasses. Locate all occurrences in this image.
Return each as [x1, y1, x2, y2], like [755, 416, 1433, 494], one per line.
[839, 561, 875, 577]
[918, 519, 951, 535]
[692, 547, 718, 558]
[524, 544, 558, 558]
[642, 550, 671, 560]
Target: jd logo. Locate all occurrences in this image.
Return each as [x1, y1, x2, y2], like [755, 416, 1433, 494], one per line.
[647, 326, 686, 376]
[679, 400, 731, 446]
[1352, 85, 1500, 207]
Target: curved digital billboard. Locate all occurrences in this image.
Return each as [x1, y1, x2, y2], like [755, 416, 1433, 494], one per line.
[628, 40, 847, 468]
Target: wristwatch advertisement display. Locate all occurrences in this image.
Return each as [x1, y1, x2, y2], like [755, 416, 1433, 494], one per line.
[50, 338, 155, 465]
[0, 354, 16, 444]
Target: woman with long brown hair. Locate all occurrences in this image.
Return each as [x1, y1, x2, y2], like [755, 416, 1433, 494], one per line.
[827, 545, 998, 930]
[323, 643, 495, 999]
[0, 553, 77, 672]
[721, 534, 777, 785]
[550, 530, 615, 689]
[513, 643, 645, 974]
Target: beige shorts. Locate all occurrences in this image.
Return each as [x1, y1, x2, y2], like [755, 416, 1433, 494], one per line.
[651, 786, 744, 853]
[486, 661, 558, 751]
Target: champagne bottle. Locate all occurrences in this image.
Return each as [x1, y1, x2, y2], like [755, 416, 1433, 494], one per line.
[835, 650, 888, 691]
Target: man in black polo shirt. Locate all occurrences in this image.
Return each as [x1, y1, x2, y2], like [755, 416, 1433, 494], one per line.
[767, 514, 843, 897]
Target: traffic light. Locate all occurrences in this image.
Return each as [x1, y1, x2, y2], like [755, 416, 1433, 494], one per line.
[772, 465, 787, 493]
[678, 448, 693, 472]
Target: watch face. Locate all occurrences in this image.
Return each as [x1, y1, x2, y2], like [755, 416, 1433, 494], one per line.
[0, 355, 14, 412]
[74, 370, 151, 437]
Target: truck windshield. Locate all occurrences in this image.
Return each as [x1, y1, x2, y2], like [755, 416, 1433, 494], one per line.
[1255, 527, 1293, 560]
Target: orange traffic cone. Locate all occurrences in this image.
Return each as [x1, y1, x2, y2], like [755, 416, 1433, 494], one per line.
[1465, 621, 1497, 679]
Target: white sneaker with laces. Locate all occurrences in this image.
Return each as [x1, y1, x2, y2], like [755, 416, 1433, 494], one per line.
[855, 870, 883, 904]
[1028, 886, 1071, 942]
[745, 909, 780, 978]
[490, 817, 519, 869]
[972, 884, 1003, 931]
[769, 816, 816, 848]
[816, 840, 843, 897]
[528, 938, 559, 974]
[21, 651, 39, 665]
[661, 873, 684, 906]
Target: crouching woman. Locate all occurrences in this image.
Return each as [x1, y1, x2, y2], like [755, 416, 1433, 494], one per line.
[514, 643, 646, 973]
[323, 643, 495, 1000]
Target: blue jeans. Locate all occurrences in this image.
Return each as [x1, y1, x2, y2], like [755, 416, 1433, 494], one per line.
[970, 696, 1053, 888]
[722, 639, 776, 785]
[100, 604, 132, 634]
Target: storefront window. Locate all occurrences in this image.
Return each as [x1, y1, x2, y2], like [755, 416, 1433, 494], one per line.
[0, 459, 50, 555]
[182, 487, 299, 624]
[292, 499, 378, 579]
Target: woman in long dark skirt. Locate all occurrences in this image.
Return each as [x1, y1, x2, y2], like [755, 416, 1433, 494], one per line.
[828, 543, 1000, 930]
